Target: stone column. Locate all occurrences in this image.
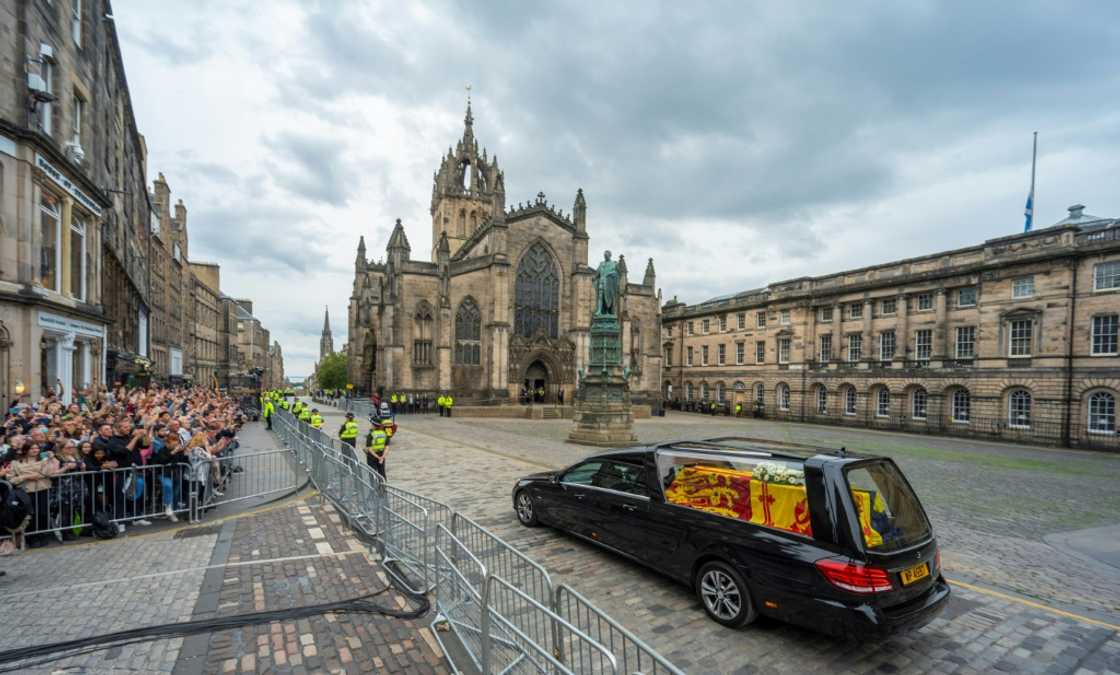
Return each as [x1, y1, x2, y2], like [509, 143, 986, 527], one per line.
[79, 340, 92, 389]
[935, 288, 949, 362]
[804, 303, 817, 364]
[831, 303, 842, 363]
[56, 334, 76, 404]
[862, 300, 873, 365]
[897, 294, 910, 363]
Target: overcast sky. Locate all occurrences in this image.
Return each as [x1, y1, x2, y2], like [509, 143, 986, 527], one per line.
[115, 1, 1120, 377]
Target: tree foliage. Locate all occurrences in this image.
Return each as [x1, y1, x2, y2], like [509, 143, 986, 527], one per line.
[316, 352, 348, 390]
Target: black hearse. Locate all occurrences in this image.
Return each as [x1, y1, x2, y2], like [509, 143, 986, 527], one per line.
[512, 437, 949, 637]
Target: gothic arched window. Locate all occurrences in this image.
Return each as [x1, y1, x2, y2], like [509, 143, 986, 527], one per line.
[413, 301, 433, 366]
[455, 297, 481, 365]
[515, 242, 559, 338]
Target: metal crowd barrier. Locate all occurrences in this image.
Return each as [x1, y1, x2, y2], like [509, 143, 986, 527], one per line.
[3, 438, 306, 547]
[191, 447, 304, 520]
[270, 404, 683, 675]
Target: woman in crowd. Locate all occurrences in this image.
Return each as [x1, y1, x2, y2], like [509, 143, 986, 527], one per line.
[2, 442, 59, 547]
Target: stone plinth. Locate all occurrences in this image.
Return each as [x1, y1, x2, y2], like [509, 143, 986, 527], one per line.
[568, 316, 637, 447]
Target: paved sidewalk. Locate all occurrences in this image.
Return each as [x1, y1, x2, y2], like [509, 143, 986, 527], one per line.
[0, 496, 449, 674]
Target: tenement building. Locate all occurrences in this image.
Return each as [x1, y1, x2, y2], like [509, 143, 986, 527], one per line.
[347, 102, 662, 406]
[0, 0, 152, 404]
[662, 205, 1120, 449]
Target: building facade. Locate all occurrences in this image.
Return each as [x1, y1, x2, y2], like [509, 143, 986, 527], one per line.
[662, 205, 1120, 449]
[346, 103, 662, 406]
[267, 340, 284, 390]
[150, 172, 188, 381]
[0, 0, 154, 405]
[188, 262, 222, 387]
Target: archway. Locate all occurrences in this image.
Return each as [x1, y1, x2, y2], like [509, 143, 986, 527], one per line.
[524, 359, 549, 403]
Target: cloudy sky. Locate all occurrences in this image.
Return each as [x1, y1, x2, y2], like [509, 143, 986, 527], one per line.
[115, 0, 1120, 377]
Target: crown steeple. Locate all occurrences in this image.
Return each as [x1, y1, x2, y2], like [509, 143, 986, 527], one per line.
[430, 93, 505, 261]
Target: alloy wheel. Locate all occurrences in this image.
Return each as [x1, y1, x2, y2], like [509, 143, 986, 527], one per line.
[700, 569, 742, 621]
[516, 492, 534, 523]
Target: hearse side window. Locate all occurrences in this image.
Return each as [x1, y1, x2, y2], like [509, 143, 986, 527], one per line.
[655, 450, 813, 538]
[562, 461, 605, 486]
[595, 461, 649, 497]
[845, 462, 932, 552]
[561, 460, 648, 497]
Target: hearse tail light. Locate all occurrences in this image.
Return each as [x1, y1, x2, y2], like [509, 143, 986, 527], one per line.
[815, 557, 893, 594]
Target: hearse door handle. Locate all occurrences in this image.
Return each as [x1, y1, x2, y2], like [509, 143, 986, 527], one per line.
[573, 492, 586, 500]
[621, 503, 638, 512]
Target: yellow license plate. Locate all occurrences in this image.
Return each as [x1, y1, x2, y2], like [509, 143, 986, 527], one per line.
[900, 562, 930, 586]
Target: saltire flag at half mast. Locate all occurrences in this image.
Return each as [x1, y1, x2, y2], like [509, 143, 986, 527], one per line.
[1024, 131, 1037, 233]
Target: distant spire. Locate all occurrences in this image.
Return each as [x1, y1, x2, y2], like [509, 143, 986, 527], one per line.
[643, 257, 656, 287]
[320, 305, 334, 360]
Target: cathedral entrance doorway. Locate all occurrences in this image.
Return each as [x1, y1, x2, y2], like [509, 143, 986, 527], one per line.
[524, 360, 549, 403]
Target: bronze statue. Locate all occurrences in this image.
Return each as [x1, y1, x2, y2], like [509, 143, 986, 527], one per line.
[593, 250, 620, 317]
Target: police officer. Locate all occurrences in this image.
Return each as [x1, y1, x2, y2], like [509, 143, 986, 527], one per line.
[364, 422, 389, 479]
[735, 402, 742, 418]
[389, 392, 398, 414]
[339, 412, 360, 452]
[310, 408, 324, 430]
[445, 392, 454, 418]
[263, 397, 275, 430]
[298, 404, 312, 424]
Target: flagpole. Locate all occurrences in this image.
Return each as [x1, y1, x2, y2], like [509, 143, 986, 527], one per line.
[1024, 131, 1038, 232]
[1029, 130, 1037, 220]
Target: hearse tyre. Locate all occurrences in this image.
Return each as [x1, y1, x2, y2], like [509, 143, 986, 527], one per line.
[514, 489, 539, 526]
[695, 560, 757, 628]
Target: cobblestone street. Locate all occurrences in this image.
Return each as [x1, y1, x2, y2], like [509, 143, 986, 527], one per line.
[318, 402, 1120, 674]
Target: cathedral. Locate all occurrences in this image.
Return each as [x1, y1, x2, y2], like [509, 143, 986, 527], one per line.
[345, 102, 663, 407]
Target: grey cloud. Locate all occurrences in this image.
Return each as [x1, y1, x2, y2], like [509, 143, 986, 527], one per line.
[118, 25, 212, 66]
[189, 203, 333, 274]
[264, 132, 351, 206]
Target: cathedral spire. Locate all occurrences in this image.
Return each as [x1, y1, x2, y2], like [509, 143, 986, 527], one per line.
[319, 305, 334, 361]
[462, 85, 475, 145]
[643, 257, 656, 287]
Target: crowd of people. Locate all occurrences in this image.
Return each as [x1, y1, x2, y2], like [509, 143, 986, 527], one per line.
[313, 389, 448, 415]
[0, 384, 249, 552]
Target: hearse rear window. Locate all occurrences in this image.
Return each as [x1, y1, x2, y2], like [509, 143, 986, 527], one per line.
[845, 461, 932, 552]
[656, 451, 813, 537]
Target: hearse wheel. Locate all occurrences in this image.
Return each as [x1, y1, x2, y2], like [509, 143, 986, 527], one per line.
[696, 561, 757, 628]
[515, 490, 539, 527]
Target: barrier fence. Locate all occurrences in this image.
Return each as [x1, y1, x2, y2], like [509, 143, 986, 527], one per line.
[271, 405, 683, 675]
[3, 439, 305, 547]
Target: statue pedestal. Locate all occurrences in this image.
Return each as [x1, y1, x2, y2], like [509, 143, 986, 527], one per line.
[568, 316, 638, 447]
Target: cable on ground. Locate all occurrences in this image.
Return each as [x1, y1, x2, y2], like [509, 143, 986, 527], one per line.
[0, 583, 429, 671]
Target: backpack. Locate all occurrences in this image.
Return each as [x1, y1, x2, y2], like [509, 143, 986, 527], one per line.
[91, 511, 118, 539]
[0, 483, 31, 532]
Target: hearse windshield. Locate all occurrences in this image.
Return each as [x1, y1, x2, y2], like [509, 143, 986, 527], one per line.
[845, 461, 932, 553]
